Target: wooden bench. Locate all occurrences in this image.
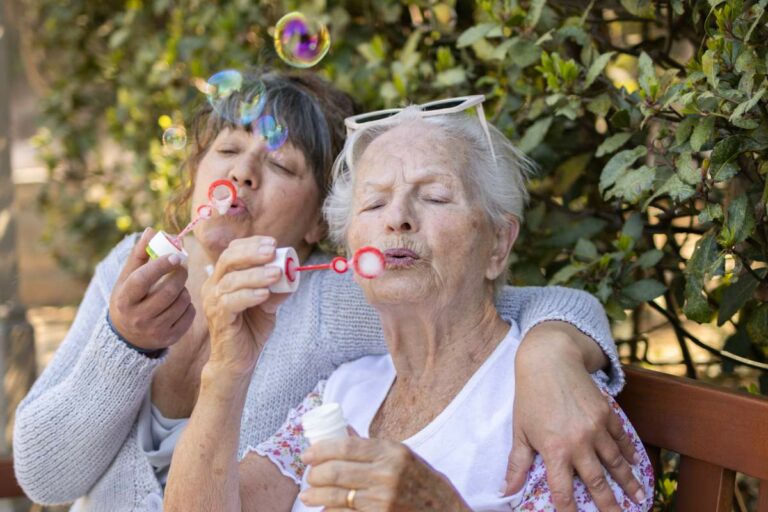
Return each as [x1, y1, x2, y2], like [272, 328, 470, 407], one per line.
[617, 366, 768, 511]
[2, 365, 767, 509]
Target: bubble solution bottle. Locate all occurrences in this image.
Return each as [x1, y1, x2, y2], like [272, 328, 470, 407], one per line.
[301, 403, 349, 445]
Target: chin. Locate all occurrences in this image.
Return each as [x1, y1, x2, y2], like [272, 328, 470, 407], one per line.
[361, 275, 432, 306]
[197, 222, 249, 255]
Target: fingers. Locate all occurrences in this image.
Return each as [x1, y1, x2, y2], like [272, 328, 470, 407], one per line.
[606, 403, 638, 465]
[306, 461, 373, 489]
[216, 289, 271, 317]
[302, 437, 382, 466]
[504, 433, 535, 496]
[572, 453, 621, 512]
[595, 429, 646, 505]
[299, 485, 355, 509]
[211, 236, 277, 282]
[124, 253, 186, 304]
[216, 266, 281, 295]
[117, 228, 155, 282]
[541, 455, 577, 512]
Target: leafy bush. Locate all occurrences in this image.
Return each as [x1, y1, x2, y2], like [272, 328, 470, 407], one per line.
[15, 0, 768, 386]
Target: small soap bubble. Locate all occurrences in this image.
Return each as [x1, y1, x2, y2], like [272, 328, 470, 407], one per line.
[274, 12, 330, 68]
[162, 126, 187, 150]
[238, 81, 267, 125]
[256, 115, 289, 151]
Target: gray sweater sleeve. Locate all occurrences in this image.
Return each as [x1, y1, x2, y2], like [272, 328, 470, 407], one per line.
[319, 272, 623, 394]
[13, 235, 164, 505]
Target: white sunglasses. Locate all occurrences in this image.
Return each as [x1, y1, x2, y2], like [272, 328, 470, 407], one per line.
[344, 95, 496, 161]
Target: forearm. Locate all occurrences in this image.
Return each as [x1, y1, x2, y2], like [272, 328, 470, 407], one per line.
[165, 364, 250, 512]
[520, 321, 607, 372]
[13, 314, 158, 503]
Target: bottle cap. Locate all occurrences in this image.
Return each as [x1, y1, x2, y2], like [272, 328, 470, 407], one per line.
[302, 403, 349, 445]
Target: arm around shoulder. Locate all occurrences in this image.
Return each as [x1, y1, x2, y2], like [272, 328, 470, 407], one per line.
[13, 235, 163, 504]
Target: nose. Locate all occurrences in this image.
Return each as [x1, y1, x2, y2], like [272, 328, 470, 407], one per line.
[384, 195, 417, 234]
[228, 144, 266, 190]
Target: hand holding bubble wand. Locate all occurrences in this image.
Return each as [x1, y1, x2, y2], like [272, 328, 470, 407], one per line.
[146, 179, 238, 260]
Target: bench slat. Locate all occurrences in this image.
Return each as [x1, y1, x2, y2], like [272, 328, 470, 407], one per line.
[0, 458, 24, 498]
[676, 456, 734, 512]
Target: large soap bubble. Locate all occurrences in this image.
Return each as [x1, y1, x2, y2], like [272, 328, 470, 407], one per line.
[256, 115, 289, 151]
[274, 12, 330, 68]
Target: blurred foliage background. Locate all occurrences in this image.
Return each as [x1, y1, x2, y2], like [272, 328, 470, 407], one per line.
[9, 0, 768, 394]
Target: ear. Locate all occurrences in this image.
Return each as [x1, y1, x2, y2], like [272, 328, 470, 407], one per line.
[303, 211, 327, 246]
[485, 216, 520, 281]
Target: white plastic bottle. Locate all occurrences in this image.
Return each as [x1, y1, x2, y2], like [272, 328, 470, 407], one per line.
[301, 403, 349, 445]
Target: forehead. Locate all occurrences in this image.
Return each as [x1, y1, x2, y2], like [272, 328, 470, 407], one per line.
[356, 121, 464, 180]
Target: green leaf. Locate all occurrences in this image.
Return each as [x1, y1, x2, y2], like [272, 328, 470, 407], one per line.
[698, 203, 723, 224]
[587, 94, 612, 117]
[686, 232, 720, 281]
[637, 52, 656, 96]
[684, 286, 714, 323]
[675, 117, 696, 146]
[608, 165, 656, 202]
[550, 263, 584, 284]
[599, 146, 647, 195]
[623, 279, 667, 302]
[574, 238, 599, 260]
[622, 212, 644, 241]
[636, 249, 664, 268]
[702, 50, 719, 89]
[675, 152, 700, 185]
[525, 0, 546, 28]
[456, 23, 497, 48]
[722, 195, 756, 245]
[620, 0, 655, 18]
[709, 136, 743, 181]
[690, 116, 716, 152]
[435, 67, 466, 87]
[718, 268, 768, 325]
[656, 175, 696, 202]
[596, 132, 632, 157]
[729, 86, 766, 124]
[747, 304, 768, 344]
[518, 116, 553, 154]
[584, 51, 615, 89]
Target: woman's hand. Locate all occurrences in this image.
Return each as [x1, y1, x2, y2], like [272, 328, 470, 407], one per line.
[202, 235, 285, 376]
[504, 325, 645, 512]
[299, 436, 470, 512]
[109, 228, 194, 351]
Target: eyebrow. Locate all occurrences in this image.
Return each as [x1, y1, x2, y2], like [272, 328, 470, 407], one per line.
[360, 168, 458, 190]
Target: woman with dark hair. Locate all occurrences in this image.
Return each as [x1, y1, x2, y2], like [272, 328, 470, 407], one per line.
[14, 71, 637, 511]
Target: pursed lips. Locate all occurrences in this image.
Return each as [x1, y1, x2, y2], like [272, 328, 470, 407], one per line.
[383, 248, 420, 268]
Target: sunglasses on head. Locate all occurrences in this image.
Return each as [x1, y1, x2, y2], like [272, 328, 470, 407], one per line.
[344, 95, 496, 160]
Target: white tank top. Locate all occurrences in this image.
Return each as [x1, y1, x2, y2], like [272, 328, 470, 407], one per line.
[292, 321, 525, 512]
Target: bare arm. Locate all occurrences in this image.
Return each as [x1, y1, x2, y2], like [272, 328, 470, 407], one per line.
[164, 364, 297, 512]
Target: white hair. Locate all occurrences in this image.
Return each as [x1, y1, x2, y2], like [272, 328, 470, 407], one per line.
[323, 106, 536, 294]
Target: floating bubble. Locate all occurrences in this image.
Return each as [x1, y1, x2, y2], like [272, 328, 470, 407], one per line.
[274, 12, 330, 68]
[256, 115, 289, 151]
[205, 70, 243, 119]
[238, 80, 267, 125]
[162, 126, 187, 150]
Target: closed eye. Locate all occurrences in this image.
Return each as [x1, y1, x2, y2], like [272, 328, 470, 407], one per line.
[269, 160, 297, 176]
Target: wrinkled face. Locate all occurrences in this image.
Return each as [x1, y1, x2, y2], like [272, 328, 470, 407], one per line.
[191, 127, 323, 256]
[347, 120, 502, 307]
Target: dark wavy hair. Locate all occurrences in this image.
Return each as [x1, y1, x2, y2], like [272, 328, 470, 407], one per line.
[165, 70, 358, 232]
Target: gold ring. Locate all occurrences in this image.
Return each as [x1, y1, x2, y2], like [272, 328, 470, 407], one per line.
[346, 488, 357, 508]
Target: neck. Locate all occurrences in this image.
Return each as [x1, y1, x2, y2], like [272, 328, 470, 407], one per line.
[377, 292, 509, 388]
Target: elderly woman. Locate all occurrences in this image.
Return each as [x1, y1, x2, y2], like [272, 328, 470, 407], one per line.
[15, 72, 638, 511]
[165, 98, 654, 511]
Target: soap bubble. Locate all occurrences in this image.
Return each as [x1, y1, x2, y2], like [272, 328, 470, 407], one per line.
[205, 70, 243, 119]
[162, 126, 187, 150]
[274, 12, 330, 68]
[256, 115, 289, 151]
[237, 80, 267, 125]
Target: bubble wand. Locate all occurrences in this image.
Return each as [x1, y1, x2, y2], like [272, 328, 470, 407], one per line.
[146, 179, 238, 260]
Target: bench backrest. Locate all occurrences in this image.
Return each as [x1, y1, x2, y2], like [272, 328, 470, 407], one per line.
[617, 365, 768, 511]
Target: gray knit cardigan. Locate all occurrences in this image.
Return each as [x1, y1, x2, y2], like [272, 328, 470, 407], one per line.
[13, 234, 622, 511]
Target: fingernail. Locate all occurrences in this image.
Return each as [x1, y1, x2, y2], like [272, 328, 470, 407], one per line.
[262, 237, 276, 246]
[168, 254, 181, 265]
[258, 245, 275, 255]
[633, 452, 641, 465]
[266, 266, 281, 278]
[634, 489, 646, 503]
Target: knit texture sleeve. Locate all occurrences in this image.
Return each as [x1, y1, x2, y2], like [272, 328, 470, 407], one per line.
[13, 234, 165, 505]
[495, 285, 624, 395]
